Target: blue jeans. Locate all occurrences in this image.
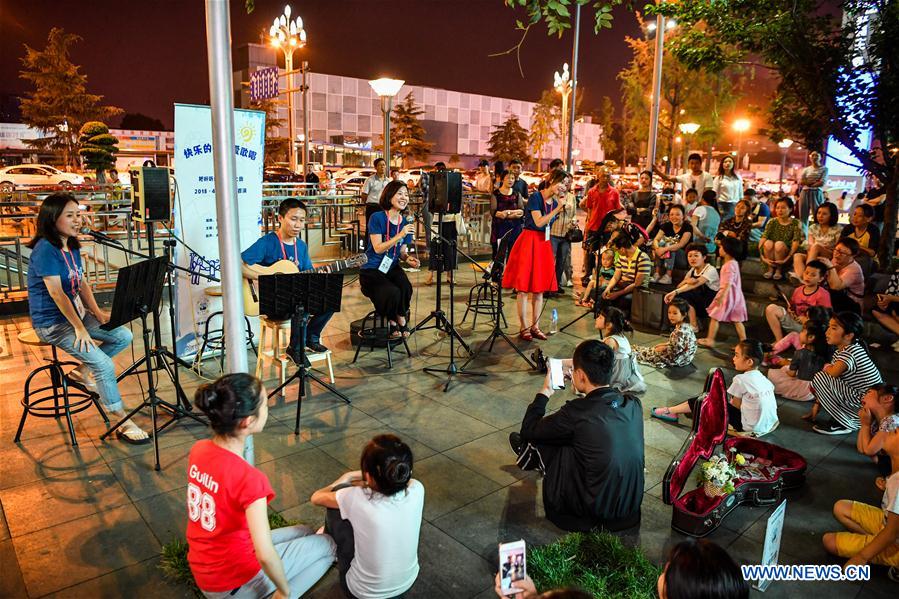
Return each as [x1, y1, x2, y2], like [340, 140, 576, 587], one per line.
[550, 235, 572, 287]
[35, 314, 133, 412]
[288, 311, 333, 350]
[201, 525, 335, 599]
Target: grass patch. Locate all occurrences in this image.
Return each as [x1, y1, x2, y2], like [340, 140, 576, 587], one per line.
[159, 510, 302, 595]
[527, 531, 661, 599]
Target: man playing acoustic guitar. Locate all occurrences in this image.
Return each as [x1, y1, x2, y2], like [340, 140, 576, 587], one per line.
[242, 198, 333, 364]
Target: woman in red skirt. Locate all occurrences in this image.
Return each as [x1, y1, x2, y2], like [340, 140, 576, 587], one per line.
[503, 169, 570, 340]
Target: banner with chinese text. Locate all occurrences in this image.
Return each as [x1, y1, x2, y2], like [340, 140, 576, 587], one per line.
[172, 103, 265, 357]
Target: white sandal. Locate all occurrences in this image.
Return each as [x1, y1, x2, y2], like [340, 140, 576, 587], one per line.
[115, 420, 151, 445]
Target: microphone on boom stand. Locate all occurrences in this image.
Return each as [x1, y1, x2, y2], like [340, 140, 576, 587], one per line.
[80, 226, 123, 245]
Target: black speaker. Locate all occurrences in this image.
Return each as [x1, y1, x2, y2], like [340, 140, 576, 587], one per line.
[428, 171, 463, 214]
[130, 167, 171, 222]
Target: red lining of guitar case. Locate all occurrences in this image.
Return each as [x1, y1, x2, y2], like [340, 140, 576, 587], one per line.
[666, 369, 806, 517]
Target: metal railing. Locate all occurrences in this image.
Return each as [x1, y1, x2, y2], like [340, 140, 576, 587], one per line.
[0, 183, 496, 301]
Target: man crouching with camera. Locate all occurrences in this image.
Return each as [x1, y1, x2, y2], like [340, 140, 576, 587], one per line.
[510, 340, 644, 532]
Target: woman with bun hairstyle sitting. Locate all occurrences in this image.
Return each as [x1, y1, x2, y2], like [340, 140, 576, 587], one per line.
[311, 434, 425, 599]
[187, 374, 335, 599]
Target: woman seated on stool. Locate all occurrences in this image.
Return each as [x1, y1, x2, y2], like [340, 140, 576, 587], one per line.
[360, 181, 420, 339]
[311, 434, 424, 599]
[188, 374, 336, 598]
[26, 192, 148, 443]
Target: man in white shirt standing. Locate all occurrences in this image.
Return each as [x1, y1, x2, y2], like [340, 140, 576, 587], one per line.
[655, 153, 714, 197]
[362, 158, 389, 247]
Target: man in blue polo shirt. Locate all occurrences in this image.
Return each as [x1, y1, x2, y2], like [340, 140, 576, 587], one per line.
[242, 198, 332, 363]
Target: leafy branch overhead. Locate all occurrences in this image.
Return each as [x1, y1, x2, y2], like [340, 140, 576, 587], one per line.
[495, 1, 623, 76]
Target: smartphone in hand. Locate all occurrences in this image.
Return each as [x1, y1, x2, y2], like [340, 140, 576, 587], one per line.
[498, 539, 527, 595]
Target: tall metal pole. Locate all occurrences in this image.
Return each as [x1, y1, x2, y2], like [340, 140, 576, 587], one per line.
[381, 97, 392, 170]
[779, 150, 787, 192]
[647, 14, 665, 169]
[560, 92, 569, 164]
[566, 3, 581, 170]
[204, 0, 252, 462]
[285, 50, 296, 172]
[302, 60, 310, 178]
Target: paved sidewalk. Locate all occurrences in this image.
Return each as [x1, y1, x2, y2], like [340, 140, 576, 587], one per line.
[1, 269, 897, 598]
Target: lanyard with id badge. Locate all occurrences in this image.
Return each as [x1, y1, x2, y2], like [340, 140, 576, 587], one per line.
[542, 198, 556, 241]
[277, 232, 299, 266]
[379, 212, 403, 273]
[61, 248, 86, 319]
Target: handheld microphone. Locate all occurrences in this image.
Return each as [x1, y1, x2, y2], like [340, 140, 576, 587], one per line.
[79, 227, 121, 244]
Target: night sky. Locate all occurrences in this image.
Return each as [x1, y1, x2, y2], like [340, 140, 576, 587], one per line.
[1, 0, 644, 130]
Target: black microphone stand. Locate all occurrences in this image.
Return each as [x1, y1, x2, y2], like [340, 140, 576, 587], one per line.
[88, 224, 217, 412]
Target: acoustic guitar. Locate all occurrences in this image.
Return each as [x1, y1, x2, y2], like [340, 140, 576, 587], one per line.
[242, 253, 366, 317]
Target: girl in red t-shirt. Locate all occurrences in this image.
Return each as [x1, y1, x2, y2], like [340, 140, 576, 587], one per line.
[187, 374, 335, 598]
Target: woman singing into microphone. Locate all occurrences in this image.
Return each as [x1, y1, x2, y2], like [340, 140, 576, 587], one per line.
[25, 193, 148, 443]
[502, 169, 569, 340]
[360, 181, 420, 339]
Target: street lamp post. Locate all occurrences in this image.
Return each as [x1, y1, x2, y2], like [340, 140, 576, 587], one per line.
[369, 78, 405, 170]
[778, 139, 794, 192]
[269, 4, 307, 174]
[646, 16, 676, 169]
[554, 63, 572, 167]
[732, 118, 751, 171]
[678, 122, 700, 174]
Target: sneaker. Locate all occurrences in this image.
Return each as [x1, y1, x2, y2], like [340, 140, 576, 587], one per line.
[306, 341, 329, 353]
[813, 422, 853, 435]
[658, 273, 672, 285]
[284, 347, 311, 368]
[787, 271, 802, 284]
[509, 432, 524, 455]
[891, 339, 899, 353]
[566, 279, 574, 287]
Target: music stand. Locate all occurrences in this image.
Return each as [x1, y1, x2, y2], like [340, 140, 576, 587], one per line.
[460, 229, 535, 371]
[100, 257, 206, 471]
[259, 271, 351, 436]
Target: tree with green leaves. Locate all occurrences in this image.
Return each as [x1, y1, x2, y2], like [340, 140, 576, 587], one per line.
[529, 90, 558, 170]
[78, 122, 118, 183]
[250, 98, 289, 166]
[596, 96, 617, 162]
[617, 13, 741, 170]
[489, 113, 531, 165]
[654, 0, 899, 265]
[390, 93, 432, 168]
[19, 28, 122, 170]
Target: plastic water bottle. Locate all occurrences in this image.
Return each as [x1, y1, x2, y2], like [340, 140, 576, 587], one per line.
[550, 308, 558, 334]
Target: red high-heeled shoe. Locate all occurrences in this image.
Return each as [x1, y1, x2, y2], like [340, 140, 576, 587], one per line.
[530, 326, 548, 340]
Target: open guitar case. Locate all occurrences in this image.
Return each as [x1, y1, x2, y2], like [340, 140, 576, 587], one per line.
[662, 368, 808, 537]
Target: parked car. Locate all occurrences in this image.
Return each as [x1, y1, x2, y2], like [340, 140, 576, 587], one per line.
[263, 166, 303, 183]
[0, 164, 85, 190]
[397, 167, 431, 187]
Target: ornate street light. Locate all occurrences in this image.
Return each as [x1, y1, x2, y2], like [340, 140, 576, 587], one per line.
[678, 122, 700, 174]
[369, 78, 405, 170]
[732, 118, 751, 169]
[269, 4, 307, 173]
[778, 138, 794, 191]
[554, 63, 572, 168]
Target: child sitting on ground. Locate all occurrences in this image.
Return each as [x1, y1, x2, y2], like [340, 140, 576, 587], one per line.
[634, 297, 697, 369]
[858, 385, 899, 480]
[577, 248, 616, 307]
[764, 260, 832, 343]
[765, 305, 831, 366]
[664, 243, 719, 333]
[823, 428, 899, 571]
[651, 339, 779, 437]
[310, 434, 424, 599]
[768, 318, 832, 402]
[595, 305, 646, 393]
[698, 236, 748, 348]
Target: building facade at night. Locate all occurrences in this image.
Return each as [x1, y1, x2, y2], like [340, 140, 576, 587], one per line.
[233, 43, 605, 169]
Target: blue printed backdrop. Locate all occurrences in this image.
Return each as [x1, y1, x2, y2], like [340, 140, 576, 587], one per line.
[173, 103, 265, 357]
